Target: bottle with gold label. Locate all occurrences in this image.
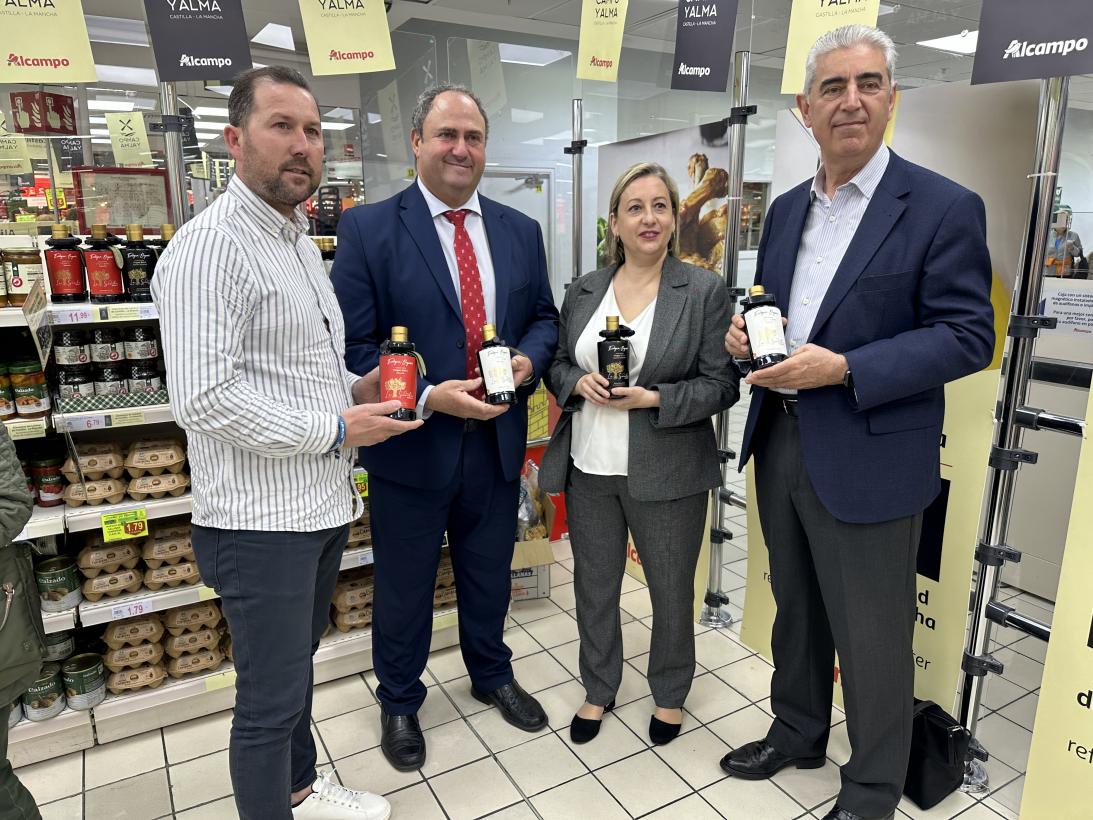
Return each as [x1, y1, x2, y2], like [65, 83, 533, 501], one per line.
[379, 326, 417, 421]
[121, 225, 156, 302]
[597, 315, 634, 398]
[45, 224, 86, 303]
[478, 324, 516, 406]
[740, 285, 788, 370]
[319, 238, 336, 275]
[84, 225, 126, 304]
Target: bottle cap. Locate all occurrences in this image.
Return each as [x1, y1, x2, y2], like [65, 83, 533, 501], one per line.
[748, 285, 766, 297]
[50, 224, 70, 239]
[390, 326, 409, 343]
[160, 224, 175, 241]
[126, 224, 144, 242]
[90, 224, 108, 240]
[605, 315, 620, 331]
[312, 237, 324, 249]
[481, 323, 497, 341]
[320, 238, 335, 251]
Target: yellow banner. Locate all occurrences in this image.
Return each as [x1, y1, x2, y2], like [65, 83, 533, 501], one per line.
[1021, 387, 1093, 817]
[781, 0, 880, 94]
[576, 0, 630, 83]
[0, 0, 97, 83]
[0, 113, 32, 176]
[297, 0, 396, 76]
[106, 112, 152, 168]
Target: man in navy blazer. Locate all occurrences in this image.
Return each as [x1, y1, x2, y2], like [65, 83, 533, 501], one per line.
[332, 85, 559, 772]
[721, 26, 994, 820]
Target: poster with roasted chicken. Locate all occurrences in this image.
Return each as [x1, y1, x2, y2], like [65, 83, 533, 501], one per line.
[596, 119, 730, 275]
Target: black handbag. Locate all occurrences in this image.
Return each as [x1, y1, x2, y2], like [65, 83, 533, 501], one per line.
[903, 699, 971, 810]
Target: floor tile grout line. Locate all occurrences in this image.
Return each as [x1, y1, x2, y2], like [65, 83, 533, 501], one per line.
[159, 726, 178, 818]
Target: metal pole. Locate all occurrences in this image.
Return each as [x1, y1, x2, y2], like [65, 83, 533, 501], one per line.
[158, 82, 188, 226]
[700, 51, 752, 629]
[570, 99, 584, 283]
[957, 76, 1068, 793]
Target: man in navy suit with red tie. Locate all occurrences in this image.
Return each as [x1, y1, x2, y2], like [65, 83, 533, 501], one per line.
[332, 85, 559, 772]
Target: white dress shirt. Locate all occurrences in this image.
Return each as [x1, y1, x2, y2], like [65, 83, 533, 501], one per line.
[416, 178, 497, 417]
[570, 285, 656, 476]
[152, 175, 365, 532]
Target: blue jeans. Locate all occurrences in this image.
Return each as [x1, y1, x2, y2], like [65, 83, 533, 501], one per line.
[192, 524, 348, 820]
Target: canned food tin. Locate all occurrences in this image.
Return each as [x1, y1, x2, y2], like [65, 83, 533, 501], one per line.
[55, 329, 92, 366]
[9, 361, 50, 418]
[124, 326, 159, 361]
[7, 701, 21, 728]
[61, 654, 106, 710]
[90, 327, 125, 364]
[22, 663, 65, 721]
[43, 630, 75, 662]
[0, 365, 14, 420]
[35, 556, 82, 612]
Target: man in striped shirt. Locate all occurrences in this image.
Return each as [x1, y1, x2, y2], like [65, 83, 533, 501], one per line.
[153, 66, 419, 820]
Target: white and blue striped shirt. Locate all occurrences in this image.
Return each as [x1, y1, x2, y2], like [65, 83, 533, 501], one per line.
[152, 175, 364, 531]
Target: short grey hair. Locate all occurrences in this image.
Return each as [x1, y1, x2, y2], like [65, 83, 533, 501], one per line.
[410, 84, 490, 141]
[802, 24, 897, 96]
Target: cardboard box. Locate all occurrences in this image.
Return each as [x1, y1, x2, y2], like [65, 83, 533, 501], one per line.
[510, 495, 556, 601]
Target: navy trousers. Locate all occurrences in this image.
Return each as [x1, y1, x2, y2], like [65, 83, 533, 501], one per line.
[370, 424, 519, 713]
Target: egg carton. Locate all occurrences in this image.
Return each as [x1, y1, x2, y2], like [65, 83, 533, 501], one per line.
[164, 601, 221, 637]
[76, 542, 141, 578]
[106, 663, 167, 695]
[332, 575, 374, 613]
[103, 641, 165, 673]
[82, 568, 144, 601]
[164, 624, 225, 659]
[151, 522, 192, 541]
[435, 564, 455, 590]
[142, 560, 201, 591]
[222, 634, 233, 662]
[62, 443, 126, 483]
[166, 646, 224, 679]
[333, 606, 372, 633]
[127, 473, 189, 501]
[63, 478, 128, 507]
[83, 529, 147, 550]
[433, 585, 457, 608]
[102, 614, 164, 650]
[125, 439, 187, 478]
[141, 534, 195, 569]
[347, 523, 371, 546]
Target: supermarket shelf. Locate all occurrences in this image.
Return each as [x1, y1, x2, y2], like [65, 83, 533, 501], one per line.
[65, 493, 193, 533]
[0, 306, 28, 327]
[42, 607, 77, 634]
[89, 607, 460, 744]
[15, 505, 66, 541]
[8, 707, 95, 768]
[4, 416, 49, 440]
[50, 302, 159, 325]
[55, 404, 174, 432]
[79, 581, 218, 626]
[340, 545, 374, 571]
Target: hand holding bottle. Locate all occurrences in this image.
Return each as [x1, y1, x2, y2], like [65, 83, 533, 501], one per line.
[603, 386, 659, 411]
[425, 378, 509, 420]
[341, 401, 423, 446]
[575, 372, 612, 406]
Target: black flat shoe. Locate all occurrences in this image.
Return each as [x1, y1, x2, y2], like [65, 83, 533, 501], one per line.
[570, 699, 615, 744]
[649, 714, 682, 745]
[471, 679, 548, 732]
[719, 738, 825, 779]
[380, 710, 426, 772]
[821, 805, 894, 820]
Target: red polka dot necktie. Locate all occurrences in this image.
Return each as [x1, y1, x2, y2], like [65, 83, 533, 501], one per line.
[444, 209, 487, 400]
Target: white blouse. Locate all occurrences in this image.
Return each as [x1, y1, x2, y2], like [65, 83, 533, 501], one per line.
[570, 284, 657, 476]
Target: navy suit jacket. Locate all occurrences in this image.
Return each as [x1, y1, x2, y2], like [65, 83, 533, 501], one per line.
[739, 151, 995, 524]
[332, 182, 559, 490]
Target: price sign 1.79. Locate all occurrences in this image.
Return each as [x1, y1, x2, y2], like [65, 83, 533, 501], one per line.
[101, 508, 149, 542]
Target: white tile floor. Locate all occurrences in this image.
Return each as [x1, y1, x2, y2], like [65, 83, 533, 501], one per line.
[17, 403, 1049, 819]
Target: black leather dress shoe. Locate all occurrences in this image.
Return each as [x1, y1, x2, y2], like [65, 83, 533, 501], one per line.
[380, 710, 426, 772]
[471, 679, 547, 731]
[719, 738, 825, 779]
[820, 804, 895, 820]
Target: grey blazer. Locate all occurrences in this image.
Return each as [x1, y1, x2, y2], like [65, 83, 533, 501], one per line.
[540, 255, 739, 502]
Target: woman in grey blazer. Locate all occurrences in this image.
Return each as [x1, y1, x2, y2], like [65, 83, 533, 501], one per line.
[540, 162, 738, 746]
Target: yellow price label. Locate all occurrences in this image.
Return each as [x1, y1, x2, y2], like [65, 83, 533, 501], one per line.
[107, 305, 141, 322]
[110, 410, 146, 428]
[205, 669, 237, 692]
[198, 586, 219, 601]
[101, 508, 149, 542]
[354, 471, 369, 498]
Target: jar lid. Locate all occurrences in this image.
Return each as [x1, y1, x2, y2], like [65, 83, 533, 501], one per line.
[8, 362, 43, 374]
[28, 457, 63, 467]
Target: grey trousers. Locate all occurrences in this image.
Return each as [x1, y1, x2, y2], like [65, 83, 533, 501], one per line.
[565, 466, 707, 708]
[754, 405, 921, 819]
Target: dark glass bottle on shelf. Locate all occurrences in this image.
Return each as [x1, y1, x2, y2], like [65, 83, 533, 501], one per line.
[478, 323, 516, 406]
[740, 285, 788, 370]
[597, 315, 634, 398]
[121, 224, 156, 302]
[379, 326, 417, 421]
[83, 224, 126, 304]
[44, 224, 86, 303]
[149, 223, 175, 250]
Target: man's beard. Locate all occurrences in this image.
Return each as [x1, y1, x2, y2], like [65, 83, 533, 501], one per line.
[258, 169, 319, 211]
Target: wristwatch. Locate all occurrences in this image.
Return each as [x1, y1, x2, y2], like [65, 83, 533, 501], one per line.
[842, 367, 854, 390]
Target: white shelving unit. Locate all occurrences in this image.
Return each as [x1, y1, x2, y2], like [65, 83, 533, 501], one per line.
[4, 416, 49, 441]
[42, 608, 77, 634]
[54, 404, 173, 433]
[79, 582, 218, 627]
[65, 493, 193, 533]
[49, 302, 159, 325]
[7, 708, 95, 768]
[0, 306, 28, 328]
[16, 505, 65, 541]
[340, 545, 374, 571]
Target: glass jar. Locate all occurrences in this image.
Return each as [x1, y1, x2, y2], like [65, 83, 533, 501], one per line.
[124, 326, 158, 360]
[0, 365, 15, 421]
[29, 458, 64, 508]
[127, 362, 162, 394]
[90, 328, 124, 364]
[2, 247, 45, 308]
[57, 364, 94, 400]
[9, 362, 49, 418]
[93, 363, 127, 396]
[54, 329, 91, 366]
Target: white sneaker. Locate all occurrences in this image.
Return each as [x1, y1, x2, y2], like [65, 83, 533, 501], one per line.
[291, 771, 392, 820]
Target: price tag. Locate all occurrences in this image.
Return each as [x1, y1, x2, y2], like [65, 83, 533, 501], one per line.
[205, 669, 237, 692]
[354, 471, 368, 498]
[109, 410, 146, 428]
[356, 549, 373, 567]
[137, 304, 158, 320]
[5, 419, 44, 440]
[198, 586, 218, 601]
[110, 598, 154, 621]
[67, 414, 106, 432]
[57, 307, 93, 324]
[107, 305, 141, 322]
[101, 508, 149, 542]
